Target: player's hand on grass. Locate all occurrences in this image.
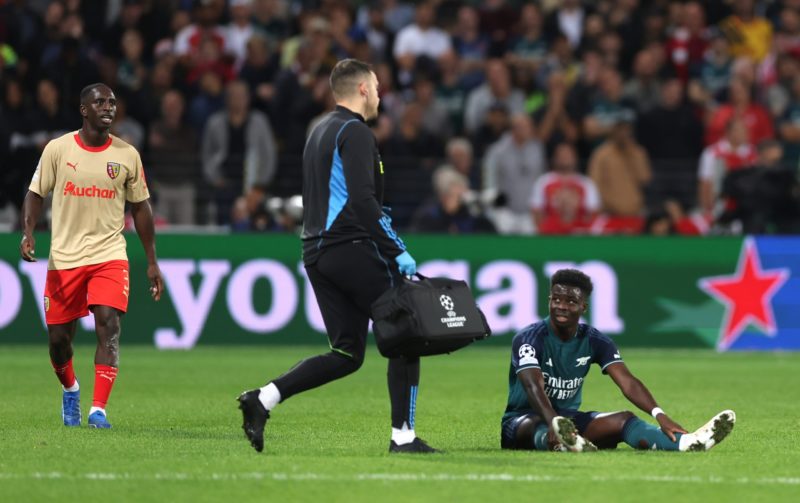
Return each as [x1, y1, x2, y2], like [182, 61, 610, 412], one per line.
[148, 263, 164, 301]
[547, 429, 563, 451]
[656, 414, 687, 442]
[20, 234, 36, 262]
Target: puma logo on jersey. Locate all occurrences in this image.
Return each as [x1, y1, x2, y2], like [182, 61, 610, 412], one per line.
[67, 161, 78, 171]
[614, 353, 621, 359]
[546, 358, 553, 366]
[575, 356, 591, 367]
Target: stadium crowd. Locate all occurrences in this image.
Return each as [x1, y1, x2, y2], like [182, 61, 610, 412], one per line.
[2, 0, 800, 235]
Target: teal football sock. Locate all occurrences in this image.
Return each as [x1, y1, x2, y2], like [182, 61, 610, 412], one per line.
[622, 417, 680, 451]
[533, 422, 549, 451]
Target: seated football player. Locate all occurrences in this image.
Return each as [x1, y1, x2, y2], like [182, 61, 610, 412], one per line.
[501, 268, 735, 452]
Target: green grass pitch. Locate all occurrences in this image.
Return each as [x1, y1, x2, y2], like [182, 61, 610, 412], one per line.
[1, 344, 798, 502]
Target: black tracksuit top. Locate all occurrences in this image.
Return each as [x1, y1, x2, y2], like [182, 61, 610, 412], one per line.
[301, 105, 406, 266]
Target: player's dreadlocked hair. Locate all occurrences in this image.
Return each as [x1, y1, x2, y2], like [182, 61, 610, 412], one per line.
[79, 83, 110, 104]
[551, 269, 593, 297]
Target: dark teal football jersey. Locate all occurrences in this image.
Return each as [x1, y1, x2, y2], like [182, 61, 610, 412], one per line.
[502, 317, 623, 422]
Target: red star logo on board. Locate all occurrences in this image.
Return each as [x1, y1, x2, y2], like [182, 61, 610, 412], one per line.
[698, 238, 789, 351]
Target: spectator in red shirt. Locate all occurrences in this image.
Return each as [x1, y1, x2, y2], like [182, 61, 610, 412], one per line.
[705, 78, 774, 145]
[665, 1, 710, 84]
[698, 118, 758, 215]
[531, 142, 599, 235]
[186, 35, 236, 86]
[173, 0, 228, 66]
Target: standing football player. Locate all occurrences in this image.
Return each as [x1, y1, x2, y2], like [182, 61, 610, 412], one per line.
[19, 83, 164, 429]
[501, 268, 735, 452]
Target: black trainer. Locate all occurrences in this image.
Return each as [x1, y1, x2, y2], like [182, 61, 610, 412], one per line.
[237, 390, 270, 452]
[389, 437, 441, 453]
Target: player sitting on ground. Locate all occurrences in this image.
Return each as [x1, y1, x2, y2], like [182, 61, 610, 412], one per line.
[501, 268, 735, 452]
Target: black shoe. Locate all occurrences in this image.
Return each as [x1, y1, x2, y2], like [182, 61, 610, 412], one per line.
[237, 389, 270, 452]
[389, 437, 441, 453]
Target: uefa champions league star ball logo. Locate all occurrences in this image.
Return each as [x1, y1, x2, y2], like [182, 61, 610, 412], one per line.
[519, 344, 535, 360]
[518, 344, 537, 365]
[439, 295, 454, 310]
[439, 294, 456, 317]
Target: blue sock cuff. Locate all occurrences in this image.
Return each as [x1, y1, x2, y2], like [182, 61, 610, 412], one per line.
[533, 422, 549, 451]
[622, 416, 680, 451]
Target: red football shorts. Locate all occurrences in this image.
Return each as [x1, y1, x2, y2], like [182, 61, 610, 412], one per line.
[44, 260, 130, 325]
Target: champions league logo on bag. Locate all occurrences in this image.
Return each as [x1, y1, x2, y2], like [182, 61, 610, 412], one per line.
[372, 273, 491, 358]
[439, 294, 466, 328]
[439, 295, 455, 316]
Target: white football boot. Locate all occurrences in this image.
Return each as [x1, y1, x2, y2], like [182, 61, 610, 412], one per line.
[551, 416, 598, 452]
[678, 410, 736, 452]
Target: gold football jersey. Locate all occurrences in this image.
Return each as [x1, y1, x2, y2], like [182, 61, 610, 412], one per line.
[29, 132, 150, 270]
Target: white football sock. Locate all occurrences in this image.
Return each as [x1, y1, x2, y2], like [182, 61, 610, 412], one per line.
[89, 406, 105, 416]
[258, 382, 281, 411]
[64, 381, 79, 392]
[391, 422, 416, 445]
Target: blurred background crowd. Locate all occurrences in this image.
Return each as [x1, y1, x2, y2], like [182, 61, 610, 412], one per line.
[2, 0, 800, 236]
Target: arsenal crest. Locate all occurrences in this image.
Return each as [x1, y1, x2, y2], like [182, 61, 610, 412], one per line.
[107, 162, 121, 179]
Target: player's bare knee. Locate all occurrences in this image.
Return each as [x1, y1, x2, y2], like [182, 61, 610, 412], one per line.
[95, 313, 121, 339]
[619, 411, 636, 424]
[48, 333, 70, 347]
[48, 329, 71, 349]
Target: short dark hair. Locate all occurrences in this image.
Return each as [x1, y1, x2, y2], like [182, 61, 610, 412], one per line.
[329, 59, 372, 99]
[80, 83, 111, 104]
[551, 269, 593, 297]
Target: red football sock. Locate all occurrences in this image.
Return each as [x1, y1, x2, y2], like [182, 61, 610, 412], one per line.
[93, 364, 119, 409]
[51, 358, 77, 389]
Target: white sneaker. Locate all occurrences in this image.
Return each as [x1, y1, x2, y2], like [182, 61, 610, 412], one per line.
[679, 410, 736, 452]
[551, 416, 598, 452]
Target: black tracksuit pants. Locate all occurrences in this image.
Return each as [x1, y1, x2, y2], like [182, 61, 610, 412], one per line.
[273, 240, 420, 430]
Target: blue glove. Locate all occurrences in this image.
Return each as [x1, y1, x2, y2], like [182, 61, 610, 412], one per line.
[395, 251, 416, 276]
